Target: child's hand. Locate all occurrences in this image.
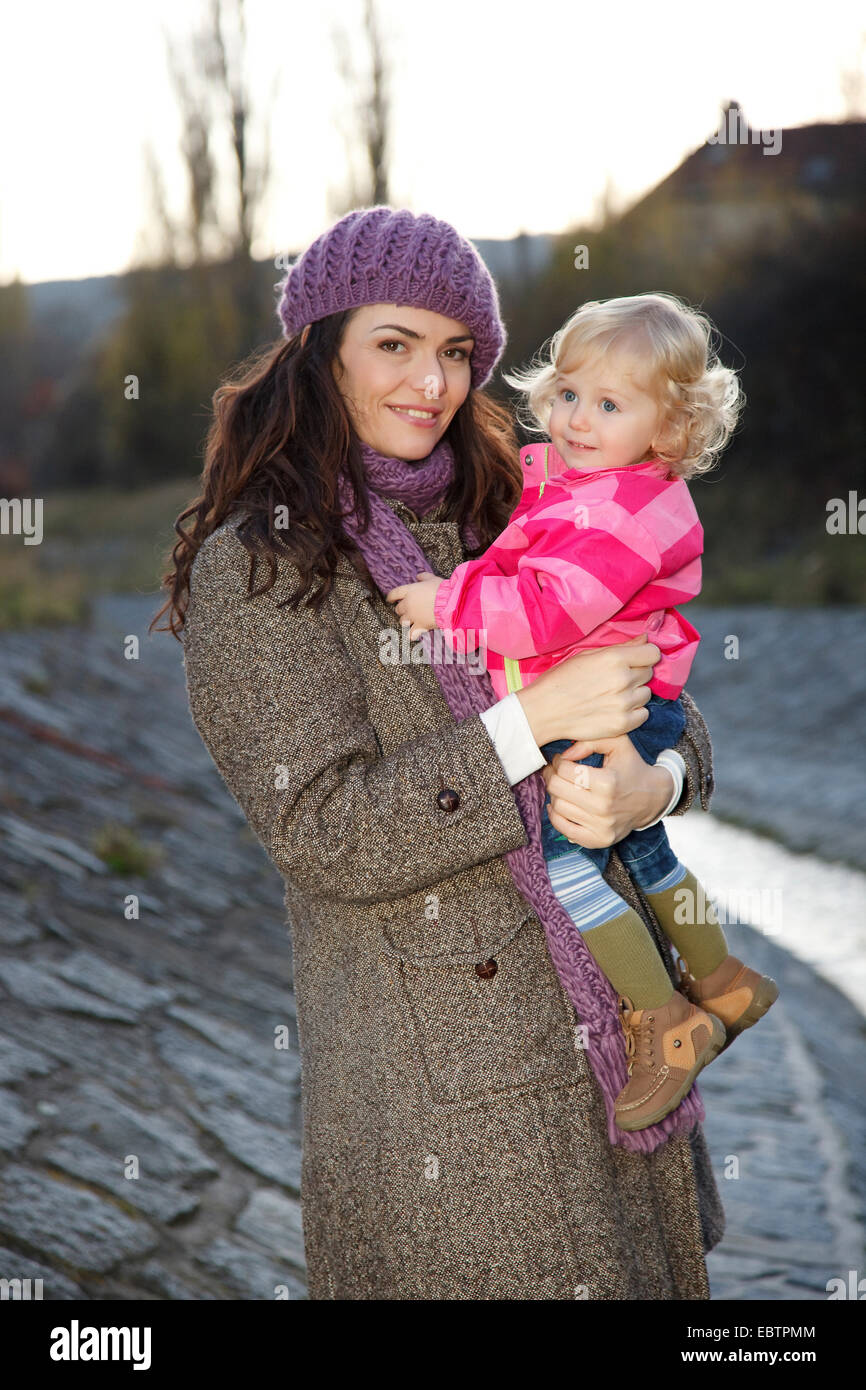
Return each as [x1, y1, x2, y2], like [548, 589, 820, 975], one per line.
[557, 737, 617, 762]
[385, 571, 443, 639]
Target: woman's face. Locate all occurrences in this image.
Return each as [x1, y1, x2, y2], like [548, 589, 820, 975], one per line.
[332, 304, 474, 458]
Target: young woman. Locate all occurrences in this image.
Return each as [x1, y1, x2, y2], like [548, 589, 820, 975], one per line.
[152, 206, 723, 1300]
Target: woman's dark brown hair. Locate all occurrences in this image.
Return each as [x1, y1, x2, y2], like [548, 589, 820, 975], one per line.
[150, 308, 523, 639]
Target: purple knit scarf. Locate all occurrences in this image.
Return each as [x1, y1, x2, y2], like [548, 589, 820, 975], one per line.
[337, 436, 704, 1153]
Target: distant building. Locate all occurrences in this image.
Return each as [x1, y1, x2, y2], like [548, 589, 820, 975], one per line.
[620, 102, 866, 260]
[472, 231, 557, 284]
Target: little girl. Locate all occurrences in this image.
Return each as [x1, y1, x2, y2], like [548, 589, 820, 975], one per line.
[387, 292, 778, 1131]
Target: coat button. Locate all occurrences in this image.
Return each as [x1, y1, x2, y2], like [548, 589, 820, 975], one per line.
[437, 788, 460, 812]
[524, 454, 533, 466]
[475, 959, 498, 979]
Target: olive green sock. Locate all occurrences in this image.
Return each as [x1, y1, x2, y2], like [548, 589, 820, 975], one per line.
[582, 909, 675, 1010]
[644, 869, 729, 979]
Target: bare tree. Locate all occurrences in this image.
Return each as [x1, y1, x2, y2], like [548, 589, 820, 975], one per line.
[329, 0, 392, 216]
[206, 0, 277, 260]
[133, 142, 180, 268]
[165, 28, 219, 264]
[593, 175, 623, 231]
[142, 0, 279, 268]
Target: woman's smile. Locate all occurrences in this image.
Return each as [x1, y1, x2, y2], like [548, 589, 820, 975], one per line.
[386, 403, 443, 428]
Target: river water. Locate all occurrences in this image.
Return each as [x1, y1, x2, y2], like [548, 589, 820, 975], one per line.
[672, 604, 866, 1013]
[666, 812, 866, 1014]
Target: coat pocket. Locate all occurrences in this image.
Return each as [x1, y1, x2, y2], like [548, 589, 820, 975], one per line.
[381, 904, 587, 1107]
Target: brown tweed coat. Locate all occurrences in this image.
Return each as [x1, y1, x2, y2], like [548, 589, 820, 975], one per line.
[181, 497, 725, 1300]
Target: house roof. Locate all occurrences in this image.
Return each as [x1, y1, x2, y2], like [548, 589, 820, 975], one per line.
[631, 111, 866, 209]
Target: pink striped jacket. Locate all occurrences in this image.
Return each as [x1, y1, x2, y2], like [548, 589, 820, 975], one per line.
[432, 441, 703, 702]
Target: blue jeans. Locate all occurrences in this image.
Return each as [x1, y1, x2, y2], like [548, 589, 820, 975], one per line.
[539, 693, 684, 888]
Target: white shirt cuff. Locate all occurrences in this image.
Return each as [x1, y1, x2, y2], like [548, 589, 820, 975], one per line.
[479, 692, 547, 786]
[478, 704, 686, 819]
[635, 748, 686, 829]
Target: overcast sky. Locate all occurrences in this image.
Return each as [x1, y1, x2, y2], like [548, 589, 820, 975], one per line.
[2, 0, 864, 285]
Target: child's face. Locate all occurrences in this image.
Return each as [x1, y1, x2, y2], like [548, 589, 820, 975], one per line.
[548, 351, 664, 473]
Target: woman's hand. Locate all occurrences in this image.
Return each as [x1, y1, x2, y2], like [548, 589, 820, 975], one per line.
[385, 571, 443, 639]
[515, 635, 660, 748]
[542, 734, 675, 849]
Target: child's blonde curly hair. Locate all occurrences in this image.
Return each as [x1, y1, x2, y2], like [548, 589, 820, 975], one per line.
[503, 292, 743, 479]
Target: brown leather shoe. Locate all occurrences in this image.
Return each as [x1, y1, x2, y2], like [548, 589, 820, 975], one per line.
[675, 953, 779, 1053]
[613, 990, 726, 1132]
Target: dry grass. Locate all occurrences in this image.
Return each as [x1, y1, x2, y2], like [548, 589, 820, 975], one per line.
[1, 478, 862, 630]
[0, 480, 196, 630]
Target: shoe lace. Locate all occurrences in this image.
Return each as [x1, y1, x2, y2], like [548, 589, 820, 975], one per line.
[674, 951, 696, 994]
[617, 993, 655, 1076]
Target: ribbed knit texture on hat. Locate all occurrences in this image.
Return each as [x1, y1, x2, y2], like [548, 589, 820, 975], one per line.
[275, 206, 506, 388]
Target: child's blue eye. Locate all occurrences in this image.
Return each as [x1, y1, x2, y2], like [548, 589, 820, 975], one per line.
[601, 399, 618, 413]
[562, 389, 576, 402]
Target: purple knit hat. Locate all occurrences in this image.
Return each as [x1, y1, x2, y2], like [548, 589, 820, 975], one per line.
[275, 206, 506, 388]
